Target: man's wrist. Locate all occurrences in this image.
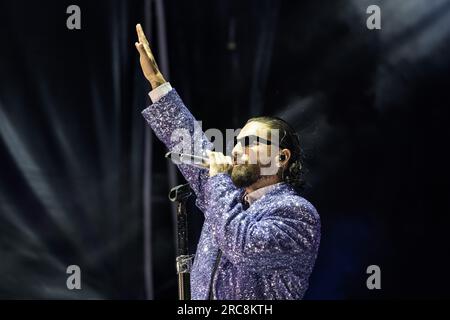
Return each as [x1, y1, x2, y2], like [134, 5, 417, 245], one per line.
[149, 82, 172, 103]
[149, 78, 166, 90]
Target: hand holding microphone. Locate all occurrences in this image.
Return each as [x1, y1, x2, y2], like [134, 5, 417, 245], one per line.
[165, 150, 233, 177]
[205, 150, 234, 177]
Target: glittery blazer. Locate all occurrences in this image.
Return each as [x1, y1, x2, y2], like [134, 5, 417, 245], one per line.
[142, 89, 321, 300]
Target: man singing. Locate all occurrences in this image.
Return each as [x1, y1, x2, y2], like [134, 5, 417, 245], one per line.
[135, 24, 320, 300]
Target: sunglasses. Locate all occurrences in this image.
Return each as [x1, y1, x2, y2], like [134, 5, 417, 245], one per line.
[234, 135, 277, 148]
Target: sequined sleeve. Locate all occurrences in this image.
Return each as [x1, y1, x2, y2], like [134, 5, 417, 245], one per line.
[204, 173, 321, 274]
[141, 89, 212, 211]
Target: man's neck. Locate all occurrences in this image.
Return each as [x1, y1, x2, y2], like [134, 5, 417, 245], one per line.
[245, 175, 280, 194]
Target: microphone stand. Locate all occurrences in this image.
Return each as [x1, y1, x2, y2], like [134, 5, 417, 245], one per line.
[169, 183, 194, 300]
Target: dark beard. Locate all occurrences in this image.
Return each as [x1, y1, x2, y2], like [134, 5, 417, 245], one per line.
[231, 164, 261, 188]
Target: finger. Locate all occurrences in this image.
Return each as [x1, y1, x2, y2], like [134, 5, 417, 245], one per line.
[136, 24, 144, 42]
[205, 150, 212, 163]
[211, 152, 217, 165]
[218, 154, 231, 168]
[224, 155, 233, 165]
[143, 43, 155, 60]
[136, 42, 157, 69]
[209, 151, 218, 165]
[136, 24, 149, 45]
[216, 153, 230, 165]
[217, 153, 226, 165]
[135, 42, 148, 58]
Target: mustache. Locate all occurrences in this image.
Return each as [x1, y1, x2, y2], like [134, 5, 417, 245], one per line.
[233, 155, 268, 167]
[233, 155, 255, 165]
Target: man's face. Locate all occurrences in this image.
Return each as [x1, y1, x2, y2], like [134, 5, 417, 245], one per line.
[230, 121, 279, 188]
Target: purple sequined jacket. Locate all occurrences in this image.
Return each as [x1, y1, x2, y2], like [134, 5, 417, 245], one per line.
[142, 89, 321, 300]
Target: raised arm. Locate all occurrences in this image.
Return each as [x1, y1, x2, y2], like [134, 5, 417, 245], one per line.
[135, 23, 212, 211]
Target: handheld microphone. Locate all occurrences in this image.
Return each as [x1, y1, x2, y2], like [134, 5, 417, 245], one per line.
[165, 151, 210, 170]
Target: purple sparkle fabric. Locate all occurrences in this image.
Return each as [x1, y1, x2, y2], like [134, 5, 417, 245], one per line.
[142, 89, 321, 300]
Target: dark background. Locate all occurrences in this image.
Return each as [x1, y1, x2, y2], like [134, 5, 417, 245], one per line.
[0, 0, 449, 299]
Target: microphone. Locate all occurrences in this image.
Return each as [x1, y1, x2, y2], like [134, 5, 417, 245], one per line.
[165, 151, 210, 169]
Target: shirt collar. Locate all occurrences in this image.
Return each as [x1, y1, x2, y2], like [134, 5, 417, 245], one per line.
[243, 183, 283, 206]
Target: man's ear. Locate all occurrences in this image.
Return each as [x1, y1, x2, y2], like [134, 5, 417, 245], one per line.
[278, 149, 291, 167]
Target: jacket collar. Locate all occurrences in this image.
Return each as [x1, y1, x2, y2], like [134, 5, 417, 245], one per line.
[243, 182, 294, 207]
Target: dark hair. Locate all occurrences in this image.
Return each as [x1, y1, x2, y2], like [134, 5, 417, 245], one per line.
[246, 116, 306, 189]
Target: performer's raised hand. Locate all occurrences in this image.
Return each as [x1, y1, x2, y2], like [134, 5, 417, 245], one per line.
[135, 23, 166, 89]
